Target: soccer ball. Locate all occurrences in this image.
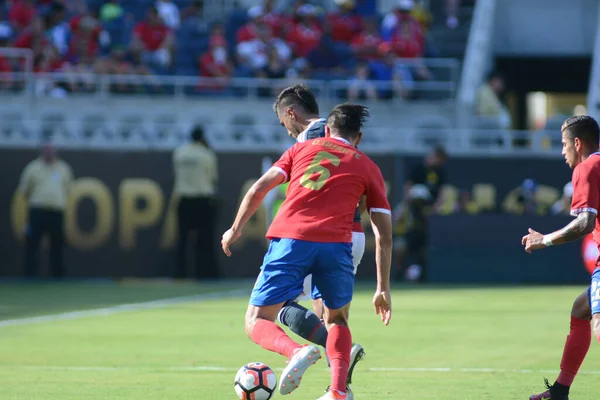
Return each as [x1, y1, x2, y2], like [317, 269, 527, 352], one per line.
[234, 362, 277, 400]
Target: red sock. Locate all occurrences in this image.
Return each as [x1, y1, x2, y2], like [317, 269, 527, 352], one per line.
[250, 319, 302, 359]
[557, 316, 591, 386]
[326, 325, 352, 393]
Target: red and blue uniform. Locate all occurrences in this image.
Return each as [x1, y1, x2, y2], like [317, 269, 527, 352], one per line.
[249, 137, 390, 309]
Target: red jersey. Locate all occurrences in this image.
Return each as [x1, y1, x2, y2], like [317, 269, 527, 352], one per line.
[286, 22, 322, 57]
[571, 153, 600, 263]
[351, 31, 383, 61]
[267, 137, 390, 243]
[389, 20, 424, 58]
[326, 12, 362, 43]
[134, 22, 170, 51]
[9, 1, 37, 31]
[68, 16, 102, 60]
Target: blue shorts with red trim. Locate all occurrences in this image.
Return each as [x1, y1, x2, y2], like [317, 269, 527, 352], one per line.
[249, 238, 354, 310]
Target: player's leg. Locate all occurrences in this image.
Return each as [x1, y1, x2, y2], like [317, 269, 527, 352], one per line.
[591, 268, 600, 342]
[313, 242, 355, 400]
[530, 288, 591, 400]
[278, 299, 328, 348]
[23, 208, 44, 278]
[247, 238, 323, 395]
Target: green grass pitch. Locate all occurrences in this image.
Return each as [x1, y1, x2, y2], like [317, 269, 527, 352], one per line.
[0, 282, 599, 399]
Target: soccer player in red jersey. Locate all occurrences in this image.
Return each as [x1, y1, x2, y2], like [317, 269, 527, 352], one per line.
[272, 85, 367, 398]
[222, 104, 393, 400]
[523, 115, 600, 400]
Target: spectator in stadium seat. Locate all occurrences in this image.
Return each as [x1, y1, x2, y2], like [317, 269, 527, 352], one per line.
[14, 16, 49, 63]
[131, 6, 174, 74]
[44, 2, 70, 58]
[326, 0, 362, 44]
[262, 0, 289, 38]
[156, 0, 180, 30]
[348, 62, 377, 101]
[198, 35, 233, 91]
[236, 5, 271, 44]
[368, 43, 413, 99]
[304, 34, 348, 80]
[285, 4, 322, 58]
[18, 142, 74, 279]
[9, 0, 37, 33]
[236, 21, 291, 77]
[351, 17, 383, 62]
[172, 126, 220, 280]
[476, 71, 511, 128]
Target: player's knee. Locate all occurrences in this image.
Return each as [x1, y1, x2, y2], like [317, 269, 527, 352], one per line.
[244, 308, 258, 338]
[323, 308, 350, 329]
[571, 291, 592, 320]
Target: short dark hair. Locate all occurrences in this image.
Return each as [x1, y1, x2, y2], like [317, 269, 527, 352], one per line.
[191, 125, 205, 142]
[562, 115, 600, 147]
[325, 103, 369, 139]
[273, 84, 319, 117]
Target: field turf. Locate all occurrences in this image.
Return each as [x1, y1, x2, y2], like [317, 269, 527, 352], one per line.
[1, 282, 599, 399]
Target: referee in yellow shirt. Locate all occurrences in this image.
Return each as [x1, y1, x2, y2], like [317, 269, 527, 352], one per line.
[18, 143, 73, 278]
[173, 126, 220, 280]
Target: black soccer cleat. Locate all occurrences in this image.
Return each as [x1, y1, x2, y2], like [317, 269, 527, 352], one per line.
[529, 378, 569, 400]
[346, 343, 365, 385]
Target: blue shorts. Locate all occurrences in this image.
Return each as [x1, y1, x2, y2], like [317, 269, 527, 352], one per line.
[588, 268, 600, 314]
[249, 238, 354, 310]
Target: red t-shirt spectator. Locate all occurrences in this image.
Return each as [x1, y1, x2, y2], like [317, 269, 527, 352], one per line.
[14, 30, 49, 52]
[9, 1, 37, 31]
[286, 22, 322, 58]
[351, 31, 383, 61]
[389, 20, 424, 58]
[263, 12, 289, 37]
[134, 21, 170, 51]
[68, 16, 102, 61]
[327, 12, 362, 43]
[236, 22, 273, 43]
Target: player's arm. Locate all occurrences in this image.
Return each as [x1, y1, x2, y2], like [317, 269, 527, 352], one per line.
[523, 166, 598, 253]
[222, 147, 294, 256]
[544, 212, 596, 245]
[231, 168, 286, 234]
[366, 164, 393, 325]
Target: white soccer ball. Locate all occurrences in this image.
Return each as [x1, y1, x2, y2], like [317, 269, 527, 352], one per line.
[234, 362, 277, 400]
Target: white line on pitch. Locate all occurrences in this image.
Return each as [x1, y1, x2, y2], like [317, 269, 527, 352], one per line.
[4, 365, 600, 375]
[0, 288, 248, 328]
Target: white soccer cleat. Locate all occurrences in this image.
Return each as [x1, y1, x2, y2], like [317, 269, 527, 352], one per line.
[279, 344, 322, 395]
[347, 343, 365, 385]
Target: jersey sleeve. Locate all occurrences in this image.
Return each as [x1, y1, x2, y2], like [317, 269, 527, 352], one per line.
[272, 146, 296, 183]
[570, 164, 600, 216]
[365, 162, 391, 214]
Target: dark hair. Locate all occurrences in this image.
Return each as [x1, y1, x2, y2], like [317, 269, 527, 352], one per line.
[562, 115, 600, 147]
[325, 103, 369, 139]
[191, 125, 209, 147]
[273, 84, 319, 117]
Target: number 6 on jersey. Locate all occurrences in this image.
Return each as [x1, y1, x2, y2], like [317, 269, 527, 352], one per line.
[300, 151, 341, 191]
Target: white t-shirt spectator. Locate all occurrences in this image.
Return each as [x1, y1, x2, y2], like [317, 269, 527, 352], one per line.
[156, 0, 180, 30]
[237, 38, 291, 70]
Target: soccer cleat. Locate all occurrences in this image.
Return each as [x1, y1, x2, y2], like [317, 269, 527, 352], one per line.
[347, 343, 365, 385]
[324, 385, 354, 400]
[529, 379, 569, 400]
[317, 389, 349, 400]
[279, 344, 322, 395]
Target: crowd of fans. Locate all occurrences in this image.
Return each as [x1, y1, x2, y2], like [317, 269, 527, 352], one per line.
[0, 0, 466, 97]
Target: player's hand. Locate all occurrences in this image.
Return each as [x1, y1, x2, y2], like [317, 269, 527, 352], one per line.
[221, 228, 241, 257]
[522, 228, 545, 253]
[373, 289, 392, 326]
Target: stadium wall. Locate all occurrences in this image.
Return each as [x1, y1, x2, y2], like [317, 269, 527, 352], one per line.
[0, 149, 590, 283]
